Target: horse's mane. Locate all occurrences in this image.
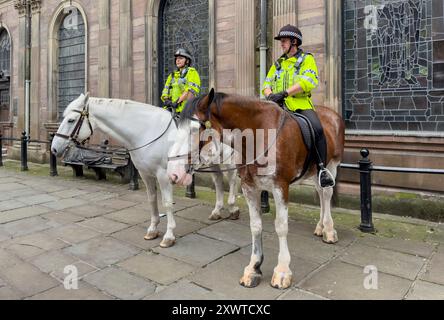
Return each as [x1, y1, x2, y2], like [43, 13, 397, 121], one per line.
[180, 92, 265, 124]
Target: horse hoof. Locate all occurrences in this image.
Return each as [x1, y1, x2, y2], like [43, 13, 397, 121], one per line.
[239, 272, 262, 288]
[314, 225, 323, 237]
[209, 213, 222, 221]
[271, 270, 292, 290]
[160, 238, 176, 248]
[229, 209, 240, 220]
[144, 231, 159, 240]
[322, 230, 338, 244]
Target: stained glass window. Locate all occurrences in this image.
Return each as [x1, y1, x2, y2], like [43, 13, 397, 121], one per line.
[0, 28, 10, 122]
[343, 0, 444, 132]
[159, 0, 209, 100]
[58, 10, 85, 121]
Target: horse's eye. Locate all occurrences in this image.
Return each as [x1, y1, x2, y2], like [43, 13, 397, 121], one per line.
[68, 119, 75, 123]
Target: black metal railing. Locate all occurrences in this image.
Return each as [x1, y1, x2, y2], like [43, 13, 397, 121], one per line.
[340, 148, 444, 233]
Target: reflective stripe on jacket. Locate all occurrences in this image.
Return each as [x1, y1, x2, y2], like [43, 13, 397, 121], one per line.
[161, 67, 201, 113]
[262, 50, 318, 111]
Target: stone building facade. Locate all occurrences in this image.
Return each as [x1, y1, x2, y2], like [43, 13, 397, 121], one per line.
[0, 0, 442, 193]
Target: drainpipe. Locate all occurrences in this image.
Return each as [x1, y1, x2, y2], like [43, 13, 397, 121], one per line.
[25, 0, 31, 138]
[259, 0, 268, 98]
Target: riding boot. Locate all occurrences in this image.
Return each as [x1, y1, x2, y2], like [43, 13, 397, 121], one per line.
[298, 109, 335, 188]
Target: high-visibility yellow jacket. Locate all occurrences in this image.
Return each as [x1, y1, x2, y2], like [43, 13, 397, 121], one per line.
[161, 67, 201, 113]
[263, 50, 319, 111]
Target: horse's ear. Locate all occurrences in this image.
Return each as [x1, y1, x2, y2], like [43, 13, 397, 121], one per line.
[207, 88, 215, 106]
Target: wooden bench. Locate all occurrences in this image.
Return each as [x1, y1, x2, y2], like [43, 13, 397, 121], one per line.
[62, 140, 139, 190]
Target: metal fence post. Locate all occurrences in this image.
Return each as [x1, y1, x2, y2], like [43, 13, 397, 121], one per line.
[186, 176, 196, 199]
[21, 131, 28, 171]
[358, 148, 375, 233]
[261, 191, 270, 213]
[49, 133, 58, 176]
[129, 157, 139, 191]
[0, 132, 3, 167]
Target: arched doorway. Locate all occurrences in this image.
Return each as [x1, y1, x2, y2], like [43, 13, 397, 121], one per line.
[0, 27, 11, 124]
[57, 9, 86, 121]
[158, 0, 209, 103]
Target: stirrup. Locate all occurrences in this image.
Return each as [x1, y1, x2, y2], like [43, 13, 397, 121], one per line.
[318, 167, 335, 189]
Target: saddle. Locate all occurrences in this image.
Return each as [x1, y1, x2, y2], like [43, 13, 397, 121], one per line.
[287, 111, 317, 184]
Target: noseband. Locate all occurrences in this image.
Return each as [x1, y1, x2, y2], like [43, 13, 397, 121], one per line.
[55, 102, 94, 145]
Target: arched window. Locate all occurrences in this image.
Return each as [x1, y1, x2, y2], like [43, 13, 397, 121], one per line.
[0, 28, 11, 122]
[159, 0, 209, 102]
[57, 10, 86, 121]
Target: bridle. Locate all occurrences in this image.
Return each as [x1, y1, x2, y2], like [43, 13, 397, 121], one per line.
[55, 102, 93, 146]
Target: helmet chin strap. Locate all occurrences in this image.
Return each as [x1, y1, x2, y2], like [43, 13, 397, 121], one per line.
[285, 39, 298, 56]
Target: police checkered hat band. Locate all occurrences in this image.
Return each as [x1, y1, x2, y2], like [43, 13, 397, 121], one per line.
[277, 31, 302, 41]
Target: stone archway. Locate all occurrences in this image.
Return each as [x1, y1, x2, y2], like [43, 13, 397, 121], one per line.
[145, 0, 214, 105]
[47, 1, 88, 123]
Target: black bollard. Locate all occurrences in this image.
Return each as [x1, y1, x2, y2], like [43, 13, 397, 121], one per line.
[0, 132, 3, 167]
[358, 148, 375, 233]
[21, 131, 28, 172]
[129, 157, 139, 191]
[261, 191, 270, 214]
[49, 133, 58, 176]
[186, 175, 196, 199]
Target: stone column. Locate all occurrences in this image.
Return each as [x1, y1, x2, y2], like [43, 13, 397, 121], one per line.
[325, 0, 342, 113]
[30, 0, 41, 139]
[272, 0, 298, 61]
[235, 0, 256, 96]
[119, 0, 132, 99]
[145, 0, 160, 105]
[98, 0, 111, 98]
[13, 0, 27, 135]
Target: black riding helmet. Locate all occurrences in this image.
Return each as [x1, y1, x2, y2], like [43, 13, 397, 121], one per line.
[174, 48, 193, 66]
[274, 24, 303, 46]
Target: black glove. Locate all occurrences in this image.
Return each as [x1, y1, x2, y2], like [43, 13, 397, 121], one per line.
[164, 99, 174, 109]
[266, 91, 288, 105]
[172, 102, 179, 110]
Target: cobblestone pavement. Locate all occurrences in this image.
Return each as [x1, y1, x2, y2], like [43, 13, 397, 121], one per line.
[0, 163, 443, 300]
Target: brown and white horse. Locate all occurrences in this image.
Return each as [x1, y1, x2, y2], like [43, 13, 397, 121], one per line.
[167, 89, 345, 289]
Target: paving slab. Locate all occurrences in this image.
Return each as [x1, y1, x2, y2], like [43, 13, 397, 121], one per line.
[152, 234, 239, 267]
[145, 279, 225, 300]
[83, 267, 156, 300]
[0, 263, 59, 297]
[340, 243, 426, 280]
[175, 205, 228, 224]
[27, 282, 113, 300]
[0, 286, 25, 300]
[0, 200, 28, 212]
[0, 188, 40, 201]
[41, 198, 89, 211]
[278, 288, 329, 300]
[118, 252, 197, 285]
[356, 234, 436, 258]
[104, 207, 151, 225]
[41, 212, 85, 227]
[66, 204, 116, 218]
[50, 189, 89, 199]
[15, 194, 61, 206]
[0, 248, 23, 268]
[111, 226, 162, 250]
[0, 183, 28, 192]
[197, 221, 261, 247]
[1, 217, 53, 238]
[64, 237, 141, 268]
[46, 223, 102, 245]
[420, 246, 444, 286]
[75, 191, 119, 202]
[93, 199, 138, 210]
[3, 232, 68, 260]
[299, 261, 412, 300]
[140, 216, 207, 238]
[0, 206, 52, 224]
[30, 250, 98, 281]
[79, 217, 129, 234]
[405, 280, 444, 300]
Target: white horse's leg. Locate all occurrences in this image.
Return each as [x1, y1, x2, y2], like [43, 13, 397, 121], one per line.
[226, 170, 240, 220]
[141, 174, 161, 240]
[271, 186, 293, 289]
[320, 162, 339, 244]
[313, 176, 325, 237]
[157, 172, 176, 248]
[239, 184, 264, 288]
[209, 168, 224, 220]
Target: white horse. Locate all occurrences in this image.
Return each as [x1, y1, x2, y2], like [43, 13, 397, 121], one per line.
[51, 93, 239, 248]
